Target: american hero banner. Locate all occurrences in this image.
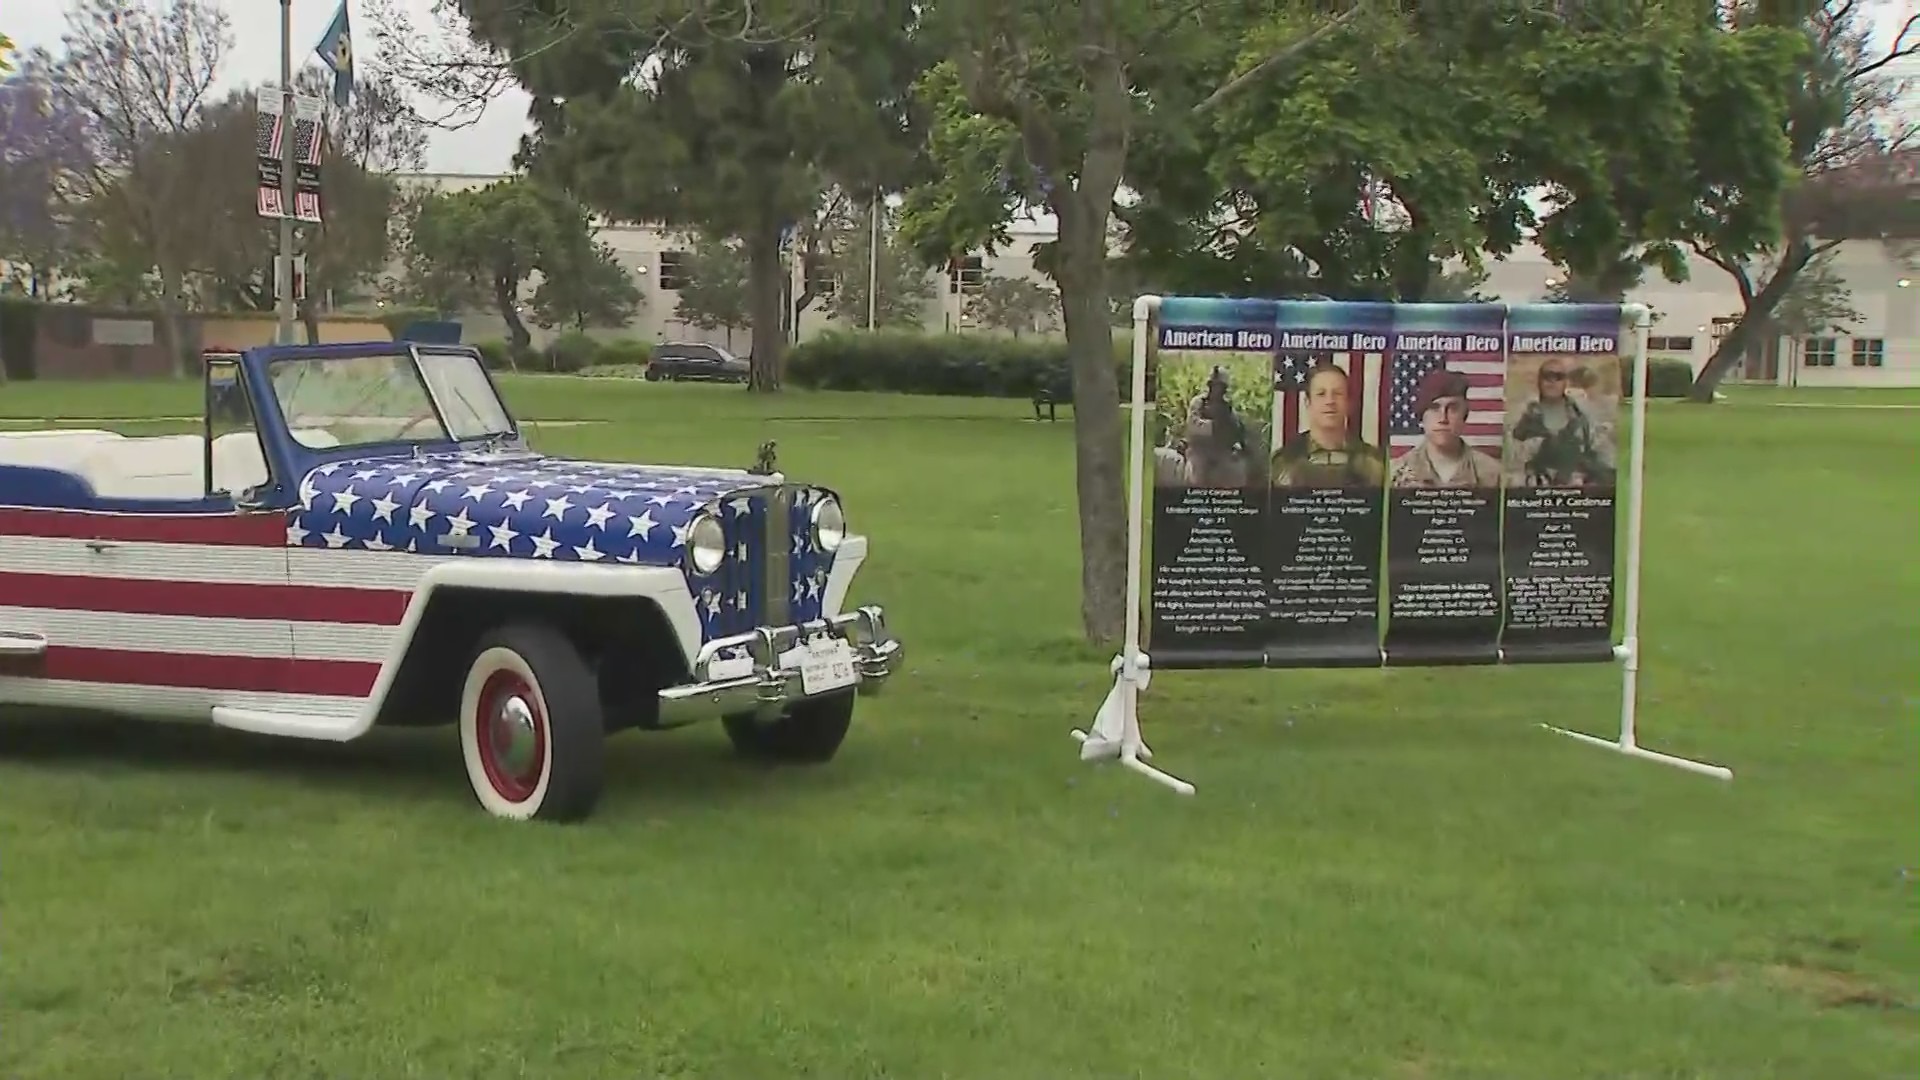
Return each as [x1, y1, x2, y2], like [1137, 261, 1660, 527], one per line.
[1144, 298, 1628, 670]
[1498, 304, 1624, 663]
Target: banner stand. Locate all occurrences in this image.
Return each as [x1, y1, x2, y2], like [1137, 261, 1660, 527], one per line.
[1070, 295, 1733, 795]
[1069, 296, 1197, 796]
[1540, 306, 1732, 781]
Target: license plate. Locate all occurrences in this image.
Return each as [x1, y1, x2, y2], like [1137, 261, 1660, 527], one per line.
[798, 636, 857, 695]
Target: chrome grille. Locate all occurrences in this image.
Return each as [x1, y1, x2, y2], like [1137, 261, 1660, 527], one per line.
[762, 486, 791, 628]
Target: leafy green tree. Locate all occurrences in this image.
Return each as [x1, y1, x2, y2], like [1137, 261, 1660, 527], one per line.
[404, 177, 606, 361]
[672, 234, 752, 344]
[827, 206, 937, 329]
[965, 272, 1057, 335]
[531, 241, 642, 332]
[898, 0, 1406, 643]
[902, 0, 1805, 642]
[1686, 1, 1920, 400]
[1769, 249, 1864, 339]
[176, 69, 421, 341]
[441, 0, 928, 391]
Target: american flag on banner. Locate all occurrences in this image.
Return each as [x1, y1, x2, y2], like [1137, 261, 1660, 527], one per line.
[255, 103, 282, 159]
[1385, 351, 1506, 460]
[1271, 348, 1388, 451]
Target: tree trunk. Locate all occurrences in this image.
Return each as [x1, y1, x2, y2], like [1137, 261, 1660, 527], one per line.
[745, 224, 785, 392]
[1689, 240, 1815, 402]
[298, 297, 321, 345]
[494, 275, 531, 362]
[1053, 202, 1129, 647]
[156, 262, 189, 378]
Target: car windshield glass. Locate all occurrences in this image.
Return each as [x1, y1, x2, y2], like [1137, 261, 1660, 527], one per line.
[416, 348, 514, 438]
[268, 350, 516, 450]
[268, 353, 451, 449]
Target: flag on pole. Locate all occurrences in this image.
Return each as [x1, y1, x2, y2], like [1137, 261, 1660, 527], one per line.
[314, 1, 354, 108]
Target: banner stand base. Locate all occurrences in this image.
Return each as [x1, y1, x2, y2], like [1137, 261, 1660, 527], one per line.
[1069, 654, 1196, 796]
[1541, 724, 1734, 781]
[1538, 641, 1733, 781]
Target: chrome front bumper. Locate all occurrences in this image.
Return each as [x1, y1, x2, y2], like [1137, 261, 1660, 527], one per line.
[656, 605, 902, 727]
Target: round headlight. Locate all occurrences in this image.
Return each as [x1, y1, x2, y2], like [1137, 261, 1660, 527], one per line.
[810, 494, 845, 552]
[689, 512, 726, 575]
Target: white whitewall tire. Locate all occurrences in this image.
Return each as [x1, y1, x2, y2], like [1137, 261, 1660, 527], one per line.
[457, 624, 605, 822]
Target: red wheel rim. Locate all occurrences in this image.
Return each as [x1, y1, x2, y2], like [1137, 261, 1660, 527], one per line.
[475, 668, 546, 803]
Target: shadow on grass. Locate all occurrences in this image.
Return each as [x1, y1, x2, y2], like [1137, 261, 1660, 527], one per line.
[0, 710, 824, 815]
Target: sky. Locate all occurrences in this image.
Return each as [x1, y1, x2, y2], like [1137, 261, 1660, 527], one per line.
[6, 0, 1917, 179]
[6, 0, 532, 174]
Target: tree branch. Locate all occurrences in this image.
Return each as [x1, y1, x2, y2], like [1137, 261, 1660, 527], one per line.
[1191, 0, 1371, 117]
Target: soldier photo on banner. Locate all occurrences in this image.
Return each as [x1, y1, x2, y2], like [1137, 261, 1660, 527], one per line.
[1504, 350, 1618, 489]
[1389, 366, 1504, 489]
[1269, 352, 1388, 488]
[1151, 352, 1271, 490]
[1263, 301, 1394, 668]
[1380, 303, 1510, 664]
[1497, 304, 1627, 664]
[1144, 304, 1281, 668]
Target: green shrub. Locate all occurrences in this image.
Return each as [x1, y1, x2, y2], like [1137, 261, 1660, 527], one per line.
[1621, 356, 1694, 398]
[471, 338, 511, 371]
[544, 331, 601, 374]
[577, 364, 649, 379]
[594, 337, 653, 368]
[0, 297, 41, 380]
[789, 329, 1136, 401]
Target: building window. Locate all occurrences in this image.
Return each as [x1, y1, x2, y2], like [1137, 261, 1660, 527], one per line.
[658, 251, 688, 291]
[1647, 336, 1695, 352]
[1803, 336, 1837, 367]
[948, 255, 984, 295]
[1850, 337, 1885, 367]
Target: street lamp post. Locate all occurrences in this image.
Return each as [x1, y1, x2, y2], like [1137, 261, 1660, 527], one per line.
[277, 0, 299, 344]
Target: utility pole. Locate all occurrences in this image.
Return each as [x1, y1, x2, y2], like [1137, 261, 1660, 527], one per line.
[866, 189, 879, 331]
[277, 0, 299, 344]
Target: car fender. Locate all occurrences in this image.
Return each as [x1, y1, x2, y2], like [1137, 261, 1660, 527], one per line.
[213, 559, 702, 743]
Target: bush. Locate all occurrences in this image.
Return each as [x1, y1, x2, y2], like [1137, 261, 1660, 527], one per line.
[0, 297, 39, 379]
[543, 331, 601, 374]
[577, 364, 649, 379]
[594, 337, 653, 368]
[788, 329, 1134, 400]
[1621, 356, 1694, 399]
[471, 338, 511, 371]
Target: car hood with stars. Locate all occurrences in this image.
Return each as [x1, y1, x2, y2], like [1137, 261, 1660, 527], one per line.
[285, 449, 772, 564]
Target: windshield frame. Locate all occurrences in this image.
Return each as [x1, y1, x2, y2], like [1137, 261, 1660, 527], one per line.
[260, 343, 520, 455]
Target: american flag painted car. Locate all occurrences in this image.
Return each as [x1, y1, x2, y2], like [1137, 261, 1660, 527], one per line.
[0, 341, 902, 822]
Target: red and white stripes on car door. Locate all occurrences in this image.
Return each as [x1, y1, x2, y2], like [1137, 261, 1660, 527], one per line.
[0, 508, 417, 720]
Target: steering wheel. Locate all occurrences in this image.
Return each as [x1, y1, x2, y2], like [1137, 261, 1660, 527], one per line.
[395, 415, 440, 439]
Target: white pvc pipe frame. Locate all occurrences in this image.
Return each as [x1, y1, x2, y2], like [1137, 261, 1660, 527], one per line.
[1070, 295, 1734, 795]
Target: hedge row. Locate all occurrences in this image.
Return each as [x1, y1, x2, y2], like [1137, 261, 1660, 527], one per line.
[786, 330, 1704, 402]
[0, 298, 39, 379]
[787, 330, 1127, 399]
[470, 332, 654, 374]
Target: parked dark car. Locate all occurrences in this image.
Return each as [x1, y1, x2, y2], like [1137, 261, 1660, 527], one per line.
[645, 341, 751, 383]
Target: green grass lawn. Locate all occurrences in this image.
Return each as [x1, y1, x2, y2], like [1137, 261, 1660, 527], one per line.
[1, 376, 1915, 1079]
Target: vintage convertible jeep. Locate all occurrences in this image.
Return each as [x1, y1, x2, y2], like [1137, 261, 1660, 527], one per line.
[0, 341, 901, 821]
